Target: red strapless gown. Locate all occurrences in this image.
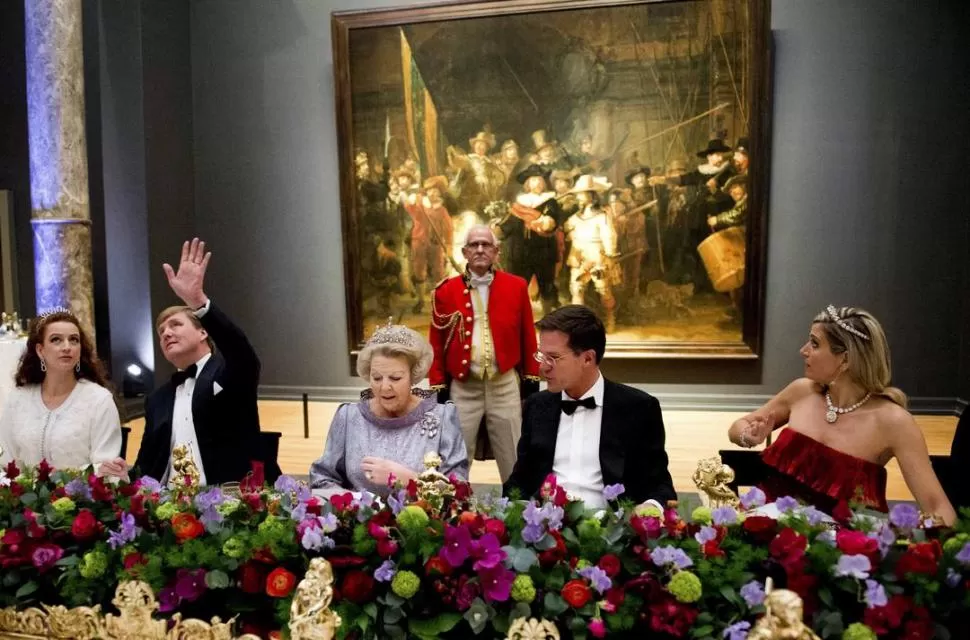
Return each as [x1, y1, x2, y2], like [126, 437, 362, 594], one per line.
[760, 428, 889, 513]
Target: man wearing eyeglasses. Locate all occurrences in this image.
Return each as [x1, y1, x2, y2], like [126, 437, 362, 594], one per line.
[504, 305, 675, 510]
[428, 225, 541, 482]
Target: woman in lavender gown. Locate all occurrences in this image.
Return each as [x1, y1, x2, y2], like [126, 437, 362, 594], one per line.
[309, 322, 468, 497]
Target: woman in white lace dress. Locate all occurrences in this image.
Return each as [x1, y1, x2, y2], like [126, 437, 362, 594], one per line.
[0, 310, 123, 477]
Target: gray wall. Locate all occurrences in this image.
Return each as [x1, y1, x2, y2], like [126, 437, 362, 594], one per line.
[188, 0, 970, 409]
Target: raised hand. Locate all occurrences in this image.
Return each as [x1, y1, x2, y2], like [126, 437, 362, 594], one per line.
[163, 238, 211, 309]
[743, 412, 775, 447]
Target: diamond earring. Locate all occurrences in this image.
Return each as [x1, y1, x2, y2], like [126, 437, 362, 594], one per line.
[40, 358, 47, 373]
[75, 361, 81, 374]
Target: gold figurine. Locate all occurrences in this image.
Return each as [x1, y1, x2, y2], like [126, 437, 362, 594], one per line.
[748, 579, 821, 640]
[289, 558, 341, 639]
[692, 455, 741, 510]
[170, 443, 202, 493]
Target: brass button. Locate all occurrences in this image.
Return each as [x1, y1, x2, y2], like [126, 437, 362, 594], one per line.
[464, 344, 470, 350]
[458, 373, 465, 379]
[463, 289, 469, 294]
[465, 302, 471, 308]
[465, 330, 471, 336]
[461, 359, 468, 365]
[466, 316, 472, 322]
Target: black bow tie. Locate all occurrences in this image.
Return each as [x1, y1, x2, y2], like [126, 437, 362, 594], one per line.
[561, 396, 597, 416]
[171, 364, 198, 387]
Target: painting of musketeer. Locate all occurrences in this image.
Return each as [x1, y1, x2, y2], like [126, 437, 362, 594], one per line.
[335, 0, 770, 359]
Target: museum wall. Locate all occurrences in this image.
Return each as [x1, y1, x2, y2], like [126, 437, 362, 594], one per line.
[178, 0, 969, 410]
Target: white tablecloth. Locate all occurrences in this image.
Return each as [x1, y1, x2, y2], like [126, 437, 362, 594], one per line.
[0, 338, 26, 411]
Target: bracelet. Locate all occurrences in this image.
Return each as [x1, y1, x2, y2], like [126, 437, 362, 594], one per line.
[739, 431, 750, 448]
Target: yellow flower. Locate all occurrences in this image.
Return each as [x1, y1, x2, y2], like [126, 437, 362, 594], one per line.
[667, 571, 702, 603]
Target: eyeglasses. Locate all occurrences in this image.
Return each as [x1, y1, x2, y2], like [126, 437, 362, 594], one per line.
[464, 241, 496, 251]
[533, 351, 567, 367]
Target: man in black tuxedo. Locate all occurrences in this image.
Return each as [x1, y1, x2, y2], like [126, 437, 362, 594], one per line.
[125, 238, 268, 486]
[504, 305, 676, 509]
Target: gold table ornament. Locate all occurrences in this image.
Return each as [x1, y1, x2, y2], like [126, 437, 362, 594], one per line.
[506, 617, 561, 640]
[288, 558, 341, 640]
[170, 443, 202, 494]
[692, 454, 741, 510]
[415, 451, 455, 510]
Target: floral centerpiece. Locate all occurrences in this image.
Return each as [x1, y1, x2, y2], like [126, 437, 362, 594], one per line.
[1, 458, 969, 639]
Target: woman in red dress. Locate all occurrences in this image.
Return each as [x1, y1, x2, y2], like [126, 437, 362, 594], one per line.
[728, 305, 956, 525]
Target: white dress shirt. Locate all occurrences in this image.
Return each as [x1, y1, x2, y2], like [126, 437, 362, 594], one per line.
[553, 373, 606, 509]
[163, 351, 211, 486]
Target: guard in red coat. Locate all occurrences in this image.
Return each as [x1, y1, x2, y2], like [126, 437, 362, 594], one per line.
[429, 225, 541, 481]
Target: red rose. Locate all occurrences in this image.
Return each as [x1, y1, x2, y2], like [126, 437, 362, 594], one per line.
[605, 587, 626, 608]
[863, 595, 911, 634]
[895, 541, 940, 579]
[239, 562, 267, 594]
[597, 554, 622, 577]
[538, 530, 567, 567]
[327, 554, 367, 568]
[648, 595, 698, 637]
[123, 552, 147, 571]
[561, 579, 592, 608]
[266, 567, 297, 598]
[342, 569, 375, 604]
[702, 540, 726, 558]
[376, 538, 399, 558]
[742, 515, 778, 542]
[71, 509, 100, 541]
[631, 515, 663, 540]
[31, 543, 63, 573]
[836, 529, 880, 566]
[117, 483, 138, 497]
[1, 529, 26, 547]
[425, 556, 452, 577]
[171, 513, 205, 542]
[769, 528, 807, 570]
[484, 518, 508, 544]
[785, 569, 819, 616]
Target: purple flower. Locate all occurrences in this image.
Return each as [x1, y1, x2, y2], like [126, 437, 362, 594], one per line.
[478, 493, 510, 517]
[478, 564, 515, 603]
[441, 524, 474, 568]
[651, 545, 693, 570]
[387, 488, 406, 515]
[695, 526, 717, 545]
[108, 512, 141, 549]
[711, 506, 738, 526]
[300, 525, 334, 551]
[834, 554, 871, 580]
[774, 496, 799, 513]
[472, 533, 506, 571]
[522, 523, 545, 544]
[195, 487, 226, 529]
[739, 487, 766, 510]
[722, 621, 751, 640]
[175, 568, 207, 601]
[374, 560, 397, 582]
[870, 523, 896, 557]
[134, 476, 162, 494]
[31, 544, 63, 571]
[864, 579, 887, 608]
[65, 478, 92, 500]
[956, 542, 970, 566]
[274, 475, 299, 493]
[158, 586, 180, 613]
[602, 484, 625, 502]
[578, 565, 612, 594]
[740, 580, 765, 607]
[523, 501, 544, 527]
[798, 506, 826, 526]
[318, 513, 338, 533]
[541, 504, 564, 531]
[946, 568, 962, 587]
[889, 503, 920, 529]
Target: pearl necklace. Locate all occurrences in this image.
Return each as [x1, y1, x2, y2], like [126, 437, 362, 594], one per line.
[825, 391, 871, 423]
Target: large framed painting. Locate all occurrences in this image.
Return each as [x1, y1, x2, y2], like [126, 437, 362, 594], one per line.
[333, 0, 771, 364]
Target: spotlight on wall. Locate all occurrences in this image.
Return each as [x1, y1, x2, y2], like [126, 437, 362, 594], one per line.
[123, 362, 147, 398]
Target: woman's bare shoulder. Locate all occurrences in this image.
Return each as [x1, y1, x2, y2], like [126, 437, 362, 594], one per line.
[779, 378, 819, 402]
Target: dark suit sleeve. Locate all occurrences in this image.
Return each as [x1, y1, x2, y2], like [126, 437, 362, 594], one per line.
[629, 396, 677, 506]
[503, 395, 536, 498]
[199, 302, 261, 387]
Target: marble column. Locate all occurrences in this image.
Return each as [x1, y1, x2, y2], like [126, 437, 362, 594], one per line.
[24, 0, 95, 337]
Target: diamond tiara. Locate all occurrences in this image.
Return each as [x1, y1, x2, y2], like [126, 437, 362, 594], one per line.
[38, 306, 73, 320]
[825, 305, 870, 341]
[367, 318, 416, 348]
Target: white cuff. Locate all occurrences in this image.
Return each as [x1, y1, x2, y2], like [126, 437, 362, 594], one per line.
[193, 299, 211, 318]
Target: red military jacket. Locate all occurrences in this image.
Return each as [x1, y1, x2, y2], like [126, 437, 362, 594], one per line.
[428, 269, 541, 388]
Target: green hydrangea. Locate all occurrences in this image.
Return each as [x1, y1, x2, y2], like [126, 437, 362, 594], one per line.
[667, 571, 702, 603]
[258, 517, 289, 539]
[510, 574, 536, 603]
[79, 550, 108, 578]
[843, 623, 877, 640]
[52, 497, 76, 513]
[155, 502, 180, 520]
[391, 570, 421, 599]
[222, 537, 247, 559]
[634, 503, 663, 518]
[396, 505, 430, 533]
[943, 533, 970, 555]
[690, 506, 712, 524]
[216, 498, 241, 516]
[577, 518, 602, 540]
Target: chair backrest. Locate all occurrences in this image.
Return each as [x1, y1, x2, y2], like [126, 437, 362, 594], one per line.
[120, 426, 131, 459]
[717, 449, 769, 494]
[943, 408, 969, 510]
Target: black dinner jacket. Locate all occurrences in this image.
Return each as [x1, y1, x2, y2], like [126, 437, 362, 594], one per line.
[503, 378, 676, 506]
[134, 303, 261, 485]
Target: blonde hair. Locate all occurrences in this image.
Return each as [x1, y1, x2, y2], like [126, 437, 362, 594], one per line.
[356, 326, 433, 383]
[155, 306, 215, 351]
[813, 306, 907, 408]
